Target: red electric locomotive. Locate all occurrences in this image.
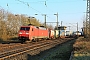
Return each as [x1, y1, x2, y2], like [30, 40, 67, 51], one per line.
[18, 25, 49, 42]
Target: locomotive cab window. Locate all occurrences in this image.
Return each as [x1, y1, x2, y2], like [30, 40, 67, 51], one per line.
[20, 27, 30, 31]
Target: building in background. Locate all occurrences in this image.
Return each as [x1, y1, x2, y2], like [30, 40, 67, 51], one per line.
[58, 26, 67, 38]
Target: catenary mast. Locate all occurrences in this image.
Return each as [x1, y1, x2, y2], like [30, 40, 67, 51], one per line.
[86, 0, 90, 37]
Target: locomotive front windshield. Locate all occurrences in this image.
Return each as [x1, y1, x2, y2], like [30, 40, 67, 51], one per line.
[20, 27, 30, 31]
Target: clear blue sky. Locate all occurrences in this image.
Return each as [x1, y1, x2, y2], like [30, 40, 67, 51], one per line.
[0, 0, 86, 31]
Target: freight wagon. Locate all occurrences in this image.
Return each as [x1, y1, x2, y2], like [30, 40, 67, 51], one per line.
[49, 29, 55, 39]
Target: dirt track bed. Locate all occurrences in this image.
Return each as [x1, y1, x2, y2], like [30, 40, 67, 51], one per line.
[72, 37, 90, 60]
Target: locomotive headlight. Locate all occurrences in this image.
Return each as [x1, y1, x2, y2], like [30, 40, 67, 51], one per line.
[26, 32, 29, 34]
[19, 32, 22, 34]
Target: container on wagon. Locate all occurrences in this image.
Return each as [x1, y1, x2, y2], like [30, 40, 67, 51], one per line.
[54, 30, 59, 38]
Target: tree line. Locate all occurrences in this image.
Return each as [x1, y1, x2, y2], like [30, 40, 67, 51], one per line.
[0, 8, 53, 41]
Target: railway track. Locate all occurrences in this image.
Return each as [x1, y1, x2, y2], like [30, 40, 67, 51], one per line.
[0, 38, 74, 60]
[0, 40, 48, 53]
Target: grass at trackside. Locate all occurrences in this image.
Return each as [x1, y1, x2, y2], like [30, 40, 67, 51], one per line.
[28, 39, 75, 60]
[43, 39, 75, 60]
[73, 56, 90, 60]
[72, 37, 90, 60]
